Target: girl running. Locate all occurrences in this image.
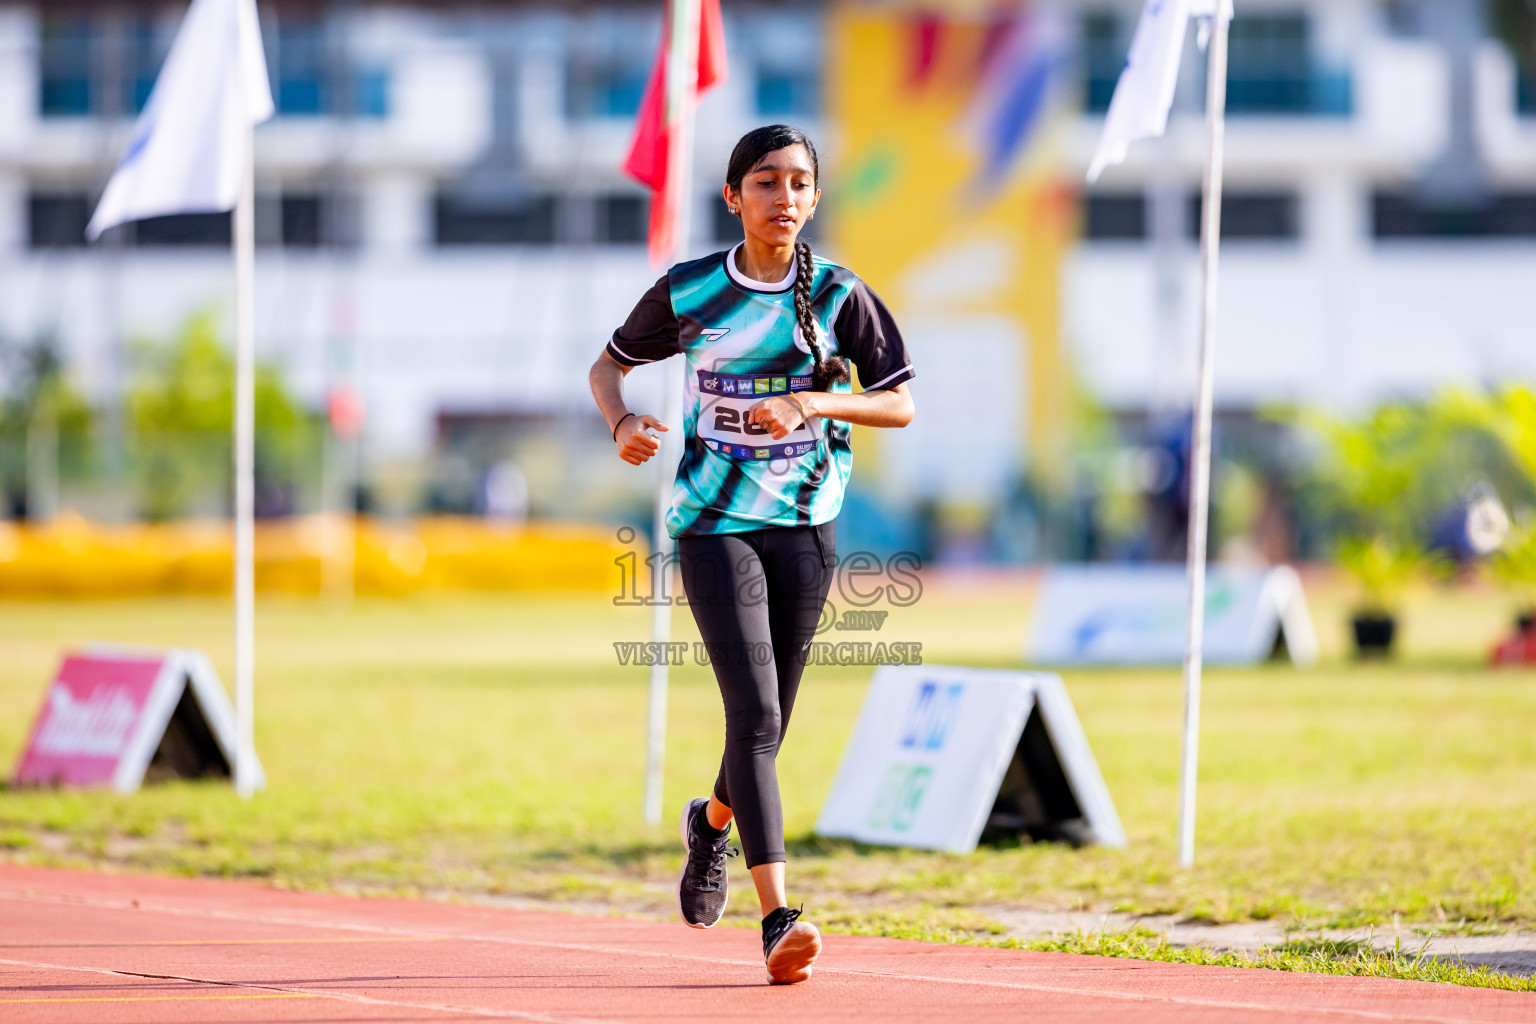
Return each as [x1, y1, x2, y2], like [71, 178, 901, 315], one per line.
[588, 124, 916, 985]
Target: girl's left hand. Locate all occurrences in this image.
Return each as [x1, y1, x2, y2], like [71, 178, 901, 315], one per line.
[748, 395, 809, 440]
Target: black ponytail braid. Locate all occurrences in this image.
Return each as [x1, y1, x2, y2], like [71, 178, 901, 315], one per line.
[793, 240, 849, 392]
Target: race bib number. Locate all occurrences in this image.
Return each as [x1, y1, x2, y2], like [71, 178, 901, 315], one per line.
[697, 370, 821, 461]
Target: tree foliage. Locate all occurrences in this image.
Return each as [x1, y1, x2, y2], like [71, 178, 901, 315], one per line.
[128, 312, 316, 520]
[1289, 391, 1532, 610]
[0, 337, 97, 513]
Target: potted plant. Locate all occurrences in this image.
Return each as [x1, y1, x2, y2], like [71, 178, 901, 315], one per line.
[1297, 404, 1433, 659]
[1335, 537, 1426, 658]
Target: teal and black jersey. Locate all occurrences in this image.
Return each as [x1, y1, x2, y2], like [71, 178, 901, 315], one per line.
[606, 243, 916, 539]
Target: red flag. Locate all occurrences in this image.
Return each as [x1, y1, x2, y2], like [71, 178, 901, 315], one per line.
[624, 0, 728, 267]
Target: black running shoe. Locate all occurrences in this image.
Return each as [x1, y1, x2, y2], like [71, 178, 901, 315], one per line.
[763, 906, 821, 985]
[677, 797, 736, 928]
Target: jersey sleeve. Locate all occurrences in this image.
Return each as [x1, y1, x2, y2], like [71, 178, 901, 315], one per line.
[832, 280, 916, 391]
[606, 274, 682, 366]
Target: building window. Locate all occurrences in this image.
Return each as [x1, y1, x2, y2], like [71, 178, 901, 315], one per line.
[29, 194, 92, 248]
[265, 20, 388, 118]
[1187, 191, 1299, 240]
[40, 13, 383, 121]
[354, 68, 391, 119]
[565, 15, 659, 121]
[1081, 12, 1129, 115]
[565, 60, 650, 119]
[1086, 11, 1350, 117]
[755, 67, 820, 117]
[28, 190, 354, 249]
[273, 21, 327, 115]
[40, 17, 94, 116]
[124, 16, 171, 114]
[1373, 191, 1536, 238]
[1083, 193, 1146, 240]
[599, 195, 647, 244]
[435, 194, 558, 245]
[133, 213, 233, 247]
[280, 195, 323, 248]
[40, 15, 171, 118]
[1224, 15, 1351, 116]
[254, 192, 358, 248]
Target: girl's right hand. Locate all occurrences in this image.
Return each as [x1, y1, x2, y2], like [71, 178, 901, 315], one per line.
[616, 414, 669, 465]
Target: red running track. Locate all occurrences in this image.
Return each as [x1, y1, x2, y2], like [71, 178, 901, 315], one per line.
[1, 864, 1531, 1023]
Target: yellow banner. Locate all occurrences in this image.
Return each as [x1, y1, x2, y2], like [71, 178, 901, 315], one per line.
[828, 2, 1074, 486]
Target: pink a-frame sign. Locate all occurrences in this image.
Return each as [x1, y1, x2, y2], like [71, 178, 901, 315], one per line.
[12, 648, 261, 793]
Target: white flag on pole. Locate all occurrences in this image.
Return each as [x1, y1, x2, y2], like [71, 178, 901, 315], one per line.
[87, 0, 274, 240]
[1085, 0, 1232, 183]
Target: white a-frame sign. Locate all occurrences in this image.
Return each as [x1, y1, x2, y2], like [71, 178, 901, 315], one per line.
[815, 666, 1124, 853]
[13, 648, 264, 794]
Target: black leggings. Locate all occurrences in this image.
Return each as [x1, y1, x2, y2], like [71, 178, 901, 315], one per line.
[677, 520, 836, 868]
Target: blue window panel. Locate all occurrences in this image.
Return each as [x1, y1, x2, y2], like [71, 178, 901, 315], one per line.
[1311, 69, 1353, 116]
[755, 71, 819, 116]
[1220, 14, 1353, 117]
[353, 69, 390, 118]
[1085, 12, 1349, 118]
[41, 79, 92, 116]
[275, 23, 328, 116]
[40, 19, 94, 116]
[1081, 12, 1128, 115]
[597, 69, 648, 117]
[565, 58, 649, 119]
[1374, 191, 1536, 238]
[122, 18, 167, 115]
[279, 78, 326, 115]
[130, 77, 157, 113]
[1223, 68, 1350, 116]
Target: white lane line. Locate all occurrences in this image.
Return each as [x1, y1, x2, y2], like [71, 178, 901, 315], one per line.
[0, 956, 627, 1024]
[0, 889, 1524, 1024]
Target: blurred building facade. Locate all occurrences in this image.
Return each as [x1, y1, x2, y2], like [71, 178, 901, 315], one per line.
[0, 1, 1534, 549]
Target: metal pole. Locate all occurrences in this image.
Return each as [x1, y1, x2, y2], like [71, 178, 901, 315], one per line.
[1177, 3, 1230, 869]
[233, 115, 258, 800]
[643, 0, 701, 826]
[644, 363, 683, 825]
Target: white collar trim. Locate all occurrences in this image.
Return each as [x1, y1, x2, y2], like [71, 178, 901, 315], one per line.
[724, 242, 797, 292]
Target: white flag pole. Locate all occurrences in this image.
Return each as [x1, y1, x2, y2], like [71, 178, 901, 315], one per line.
[82, 0, 271, 797]
[1177, 2, 1232, 868]
[233, 106, 258, 800]
[643, 0, 701, 826]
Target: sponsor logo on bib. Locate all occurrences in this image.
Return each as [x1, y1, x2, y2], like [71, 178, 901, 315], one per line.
[696, 369, 821, 461]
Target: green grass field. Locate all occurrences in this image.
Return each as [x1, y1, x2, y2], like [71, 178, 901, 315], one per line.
[2, 573, 1534, 989]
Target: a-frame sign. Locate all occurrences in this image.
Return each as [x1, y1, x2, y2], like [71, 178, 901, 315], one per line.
[815, 665, 1124, 853]
[12, 648, 263, 793]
